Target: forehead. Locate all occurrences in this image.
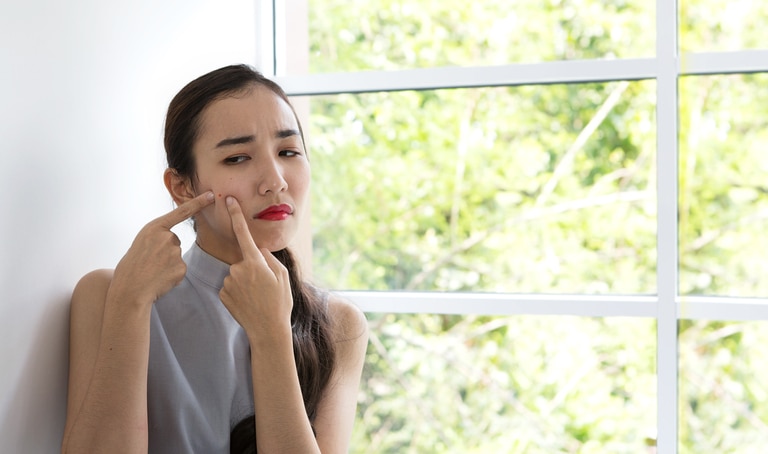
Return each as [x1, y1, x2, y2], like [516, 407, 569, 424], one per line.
[197, 85, 298, 142]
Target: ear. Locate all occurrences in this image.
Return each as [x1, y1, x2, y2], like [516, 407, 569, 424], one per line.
[164, 168, 196, 205]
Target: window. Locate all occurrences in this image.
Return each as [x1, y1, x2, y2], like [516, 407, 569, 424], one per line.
[305, 81, 657, 295]
[303, 0, 655, 71]
[678, 73, 768, 298]
[259, 1, 768, 452]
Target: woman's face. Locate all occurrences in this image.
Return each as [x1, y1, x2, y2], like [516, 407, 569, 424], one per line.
[189, 85, 310, 263]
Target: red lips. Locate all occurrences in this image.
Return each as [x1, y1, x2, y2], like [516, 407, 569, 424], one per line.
[255, 204, 293, 221]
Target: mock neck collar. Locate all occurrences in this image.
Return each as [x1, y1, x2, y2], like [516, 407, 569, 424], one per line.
[184, 242, 230, 290]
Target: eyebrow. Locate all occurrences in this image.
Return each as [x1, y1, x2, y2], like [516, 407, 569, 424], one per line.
[277, 128, 301, 139]
[215, 135, 255, 148]
[215, 129, 301, 148]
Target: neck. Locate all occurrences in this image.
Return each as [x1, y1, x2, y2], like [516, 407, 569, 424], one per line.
[194, 230, 243, 265]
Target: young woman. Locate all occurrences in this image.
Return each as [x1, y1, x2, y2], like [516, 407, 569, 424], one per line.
[62, 64, 369, 453]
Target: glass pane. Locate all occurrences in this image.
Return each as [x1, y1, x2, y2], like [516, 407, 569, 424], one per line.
[679, 74, 768, 297]
[303, 0, 655, 74]
[306, 81, 656, 293]
[353, 314, 656, 453]
[679, 320, 768, 452]
[680, 0, 768, 52]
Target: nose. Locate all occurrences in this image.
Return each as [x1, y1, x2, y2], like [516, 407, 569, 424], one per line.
[257, 161, 287, 195]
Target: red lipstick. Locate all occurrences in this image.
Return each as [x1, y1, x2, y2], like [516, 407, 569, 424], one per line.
[255, 204, 293, 221]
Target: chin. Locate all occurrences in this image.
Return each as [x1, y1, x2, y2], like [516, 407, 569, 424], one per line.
[250, 237, 290, 253]
[250, 229, 296, 254]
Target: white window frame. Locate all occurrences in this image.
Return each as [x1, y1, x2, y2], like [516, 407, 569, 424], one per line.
[257, 1, 768, 452]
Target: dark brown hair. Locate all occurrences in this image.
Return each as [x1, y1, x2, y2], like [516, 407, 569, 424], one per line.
[164, 64, 335, 451]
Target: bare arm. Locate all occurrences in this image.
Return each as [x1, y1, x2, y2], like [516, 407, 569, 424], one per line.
[219, 197, 368, 453]
[249, 300, 368, 454]
[61, 270, 154, 453]
[61, 192, 214, 453]
[314, 296, 369, 453]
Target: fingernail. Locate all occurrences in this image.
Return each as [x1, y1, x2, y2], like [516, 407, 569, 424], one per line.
[226, 196, 234, 206]
[206, 191, 214, 201]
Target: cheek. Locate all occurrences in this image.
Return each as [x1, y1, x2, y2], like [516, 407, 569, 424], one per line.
[197, 179, 247, 228]
[290, 167, 311, 201]
[213, 181, 248, 218]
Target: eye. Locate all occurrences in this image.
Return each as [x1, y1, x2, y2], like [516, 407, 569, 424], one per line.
[279, 149, 301, 157]
[224, 155, 249, 164]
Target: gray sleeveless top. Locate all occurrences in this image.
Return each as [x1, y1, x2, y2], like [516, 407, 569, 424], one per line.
[147, 242, 253, 453]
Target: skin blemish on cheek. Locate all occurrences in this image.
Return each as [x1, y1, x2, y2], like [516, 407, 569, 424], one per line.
[218, 193, 222, 198]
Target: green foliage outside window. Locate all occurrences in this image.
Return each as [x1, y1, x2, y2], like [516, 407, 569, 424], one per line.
[679, 74, 768, 297]
[310, 82, 656, 294]
[309, 0, 654, 70]
[353, 314, 656, 453]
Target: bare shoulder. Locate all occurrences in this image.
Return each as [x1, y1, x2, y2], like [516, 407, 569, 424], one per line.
[326, 293, 369, 346]
[70, 269, 114, 317]
[75, 268, 114, 290]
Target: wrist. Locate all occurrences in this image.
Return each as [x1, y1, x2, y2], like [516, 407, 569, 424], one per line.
[246, 320, 293, 350]
[106, 277, 155, 311]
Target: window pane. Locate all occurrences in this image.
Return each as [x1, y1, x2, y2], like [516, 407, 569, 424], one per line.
[679, 74, 768, 297]
[680, 0, 768, 52]
[679, 320, 768, 452]
[353, 314, 656, 453]
[306, 81, 656, 293]
[303, 0, 655, 74]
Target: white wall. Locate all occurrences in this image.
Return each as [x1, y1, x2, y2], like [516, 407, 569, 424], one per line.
[0, 1, 259, 451]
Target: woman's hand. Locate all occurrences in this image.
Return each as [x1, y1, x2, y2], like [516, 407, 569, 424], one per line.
[219, 196, 293, 341]
[110, 191, 215, 305]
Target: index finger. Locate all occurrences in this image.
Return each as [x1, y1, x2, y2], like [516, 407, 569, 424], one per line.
[155, 191, 215, 229]
[225, 196, 261, 260]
